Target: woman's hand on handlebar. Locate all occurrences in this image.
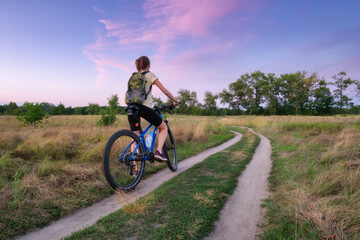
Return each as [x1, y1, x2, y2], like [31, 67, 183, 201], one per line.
[173, 99, 180, 107]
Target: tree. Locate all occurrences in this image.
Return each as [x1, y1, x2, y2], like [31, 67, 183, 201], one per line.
[219, 71, 268, 115]
[280, 71, 317, 115]
[203, 91, 218, 115]
[152, 97, 164, 107]
[40, 102, 56, 115]
[247, 71, 268, 115]
[219, 76, 248, 113]
[65, 106, 74, 115]
[108, 94, 119, 114]
[331, 72, 356, 114]
[312, 79, 334, 115]
[86, 103, 101, 115]
[263, 73, 282, 115]
[348, 103, 360, 114]
[177, 89, 198, 114]
[5, 102, 20, 115]
[219, 89, 237, 112]
[0, 105, 5, 114]
[17, 102, 47, 124]
[56, 103, 66, 115]
[74, 107, 87, 115]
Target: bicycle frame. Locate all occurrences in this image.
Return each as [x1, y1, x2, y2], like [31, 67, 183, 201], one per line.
[121, 112, 164, 161]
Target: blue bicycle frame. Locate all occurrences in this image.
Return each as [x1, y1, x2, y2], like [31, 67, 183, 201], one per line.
[121, 112, 164, 161]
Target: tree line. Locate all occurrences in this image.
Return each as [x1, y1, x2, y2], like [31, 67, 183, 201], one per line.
[1, 71, 359, 117]
[157, 71, 359, 115]
[0, 102, 126, 116]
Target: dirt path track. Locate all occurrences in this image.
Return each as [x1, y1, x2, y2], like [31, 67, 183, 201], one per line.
[17, 131, 243, 240]
[205, 128, 272, 240]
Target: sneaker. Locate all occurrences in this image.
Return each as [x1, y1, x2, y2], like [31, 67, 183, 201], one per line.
[133, 170, 139, 177]
[154, 150, 167, 162]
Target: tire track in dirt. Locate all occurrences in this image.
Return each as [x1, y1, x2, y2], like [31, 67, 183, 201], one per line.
[205, 128, 272, 240]
[17, 131, 243, 240]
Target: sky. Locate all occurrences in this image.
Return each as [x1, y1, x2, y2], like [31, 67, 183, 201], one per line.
[0, 0, 359, 107]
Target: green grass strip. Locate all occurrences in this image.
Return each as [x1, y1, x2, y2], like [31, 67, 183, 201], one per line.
[66, 128, 260, 240]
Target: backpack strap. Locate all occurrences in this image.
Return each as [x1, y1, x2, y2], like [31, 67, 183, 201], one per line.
[141, 71, 152, 100]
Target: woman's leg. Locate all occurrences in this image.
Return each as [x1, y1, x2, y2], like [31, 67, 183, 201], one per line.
[131, 130, 140, 172]
[156, 121, 168, 151]
[137, 104, 168, 160]
[128, 111, 141, 174]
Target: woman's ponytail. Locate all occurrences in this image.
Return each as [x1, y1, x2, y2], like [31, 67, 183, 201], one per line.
[135, 56, 150, 72]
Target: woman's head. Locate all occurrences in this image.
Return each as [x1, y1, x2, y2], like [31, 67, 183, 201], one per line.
[135, 56, 150, 72]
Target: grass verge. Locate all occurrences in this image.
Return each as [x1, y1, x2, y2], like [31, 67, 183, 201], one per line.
[65, 128, 260, 240]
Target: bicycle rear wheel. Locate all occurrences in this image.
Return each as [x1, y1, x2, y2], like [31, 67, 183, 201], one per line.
[163, 127, 178, 171]
[103, 130, 145, 191]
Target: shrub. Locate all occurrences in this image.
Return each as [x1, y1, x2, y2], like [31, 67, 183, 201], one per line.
[97, 109, 116, 126]
[17, 102, 47, 125]
[97, 94, 118, 126]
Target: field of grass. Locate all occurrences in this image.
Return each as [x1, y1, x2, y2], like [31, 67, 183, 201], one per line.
[0, 115, 232, 239]
[66, 128, 259, 239]
[221, 115, 360, 239]
[1, 114, 359, 239]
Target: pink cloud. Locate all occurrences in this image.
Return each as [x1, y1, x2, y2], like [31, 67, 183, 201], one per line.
[98, 0, 242, 50]
[83, 47, 129, 85]
[143, 0, 238, 37]
[84, 0, 250, 86]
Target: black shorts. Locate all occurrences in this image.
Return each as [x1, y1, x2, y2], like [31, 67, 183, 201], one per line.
[127, 104, 163, 131]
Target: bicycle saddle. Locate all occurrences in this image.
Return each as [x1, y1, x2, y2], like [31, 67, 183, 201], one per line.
[125, 105, 140, 113]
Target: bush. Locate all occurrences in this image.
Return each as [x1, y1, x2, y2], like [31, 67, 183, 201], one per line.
[17, 102, 47, 125]
[97, 94, 119, 126]
[97, 109, 116, 126]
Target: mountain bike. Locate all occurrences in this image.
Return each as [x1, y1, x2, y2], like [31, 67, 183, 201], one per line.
[103, 104, 178, 191]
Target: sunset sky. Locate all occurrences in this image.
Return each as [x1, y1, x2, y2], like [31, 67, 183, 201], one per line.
[1, 0, 359, 107]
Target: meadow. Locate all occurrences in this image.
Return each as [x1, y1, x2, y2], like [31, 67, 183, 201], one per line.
[0, 114, 359, 239]
[221, 115, 360, 239]
[0, 115, 230, 239]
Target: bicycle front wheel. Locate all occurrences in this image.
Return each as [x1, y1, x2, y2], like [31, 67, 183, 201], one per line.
[103, 130, 145, 191]
[163, 127, 178, 172]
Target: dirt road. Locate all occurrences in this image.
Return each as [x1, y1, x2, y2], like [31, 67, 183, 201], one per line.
[205, 128, 272, 240]
[17, 131, 243, 240]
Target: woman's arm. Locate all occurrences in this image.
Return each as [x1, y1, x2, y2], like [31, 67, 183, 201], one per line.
[153, 79, 179, 106]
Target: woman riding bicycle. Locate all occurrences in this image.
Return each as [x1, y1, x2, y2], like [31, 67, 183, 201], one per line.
[127, 56, 179, 176]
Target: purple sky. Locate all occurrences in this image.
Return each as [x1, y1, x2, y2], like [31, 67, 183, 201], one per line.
[1, 0, 359, 107]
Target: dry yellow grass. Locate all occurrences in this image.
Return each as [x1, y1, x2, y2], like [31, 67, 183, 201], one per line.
[194, 189, 215, 205]
[1, 114, 359, 239]
[229, 115, 360, 239]
[0, 114, 229, 239]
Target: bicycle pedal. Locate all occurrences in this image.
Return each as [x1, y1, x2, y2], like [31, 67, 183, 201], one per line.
[148, 152, 155, 163]
[155, 159, 167, 163]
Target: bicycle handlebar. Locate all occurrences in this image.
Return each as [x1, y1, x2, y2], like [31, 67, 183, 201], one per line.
[153, 102, 181, 112]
